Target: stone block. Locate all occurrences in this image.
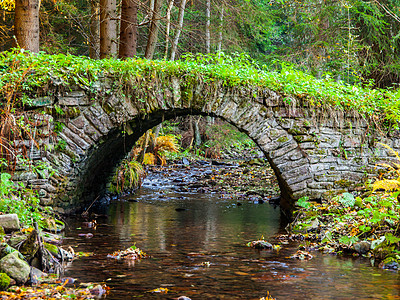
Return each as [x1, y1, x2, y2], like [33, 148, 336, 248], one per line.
[58, 91, 89, 106]
[0, 215, 20, 232]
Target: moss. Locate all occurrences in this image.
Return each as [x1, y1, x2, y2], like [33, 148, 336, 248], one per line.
[44, 242, 59, 257]
[0, 273, 10, 291]
[102, 102, 115, 114]
[288, 127, 307, 135]
[277, 136, 289, 143]
[334, 179, 352, 188]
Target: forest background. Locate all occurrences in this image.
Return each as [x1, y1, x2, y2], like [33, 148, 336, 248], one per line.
[1, 0, 399, 89]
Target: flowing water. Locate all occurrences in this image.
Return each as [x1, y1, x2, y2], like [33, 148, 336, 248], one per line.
[63, 166, 400, 299]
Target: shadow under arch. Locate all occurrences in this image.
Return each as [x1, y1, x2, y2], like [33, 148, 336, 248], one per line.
[73, 108, 298, 214]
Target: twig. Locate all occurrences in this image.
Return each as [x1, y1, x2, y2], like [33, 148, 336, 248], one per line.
[81, 195, 100, 217]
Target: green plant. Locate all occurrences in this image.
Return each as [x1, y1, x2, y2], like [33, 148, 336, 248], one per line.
[0, 172, 47, 228]
[109, 159, 146, 194]
[296, 196, 311, 208]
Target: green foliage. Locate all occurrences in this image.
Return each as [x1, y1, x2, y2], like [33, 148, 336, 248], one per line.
[109, 159, 146, 194]
[0, 272, 10, 291]
[0, 172, 50, 228]
[0, 50, 398, 129]
[296, 196, 311, 208]
[338, 192, 356, 208]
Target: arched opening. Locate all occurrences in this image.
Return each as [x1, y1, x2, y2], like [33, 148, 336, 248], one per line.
[73, 110, 293, 212]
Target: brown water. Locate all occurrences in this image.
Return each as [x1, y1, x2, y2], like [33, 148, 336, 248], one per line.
[63, 167, 400, 299]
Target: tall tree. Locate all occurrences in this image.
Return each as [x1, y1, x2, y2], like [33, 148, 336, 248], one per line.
[145, 0, 164, 59]
[217, 6, 223, 52]
[119, 0, 138, 58]
[100, 0, 118, 58]
[170, 0, 188, 61]
[205, 0, 211, 53]
[90, 0, 100, 59]
[164, 0, 175, 59]
[14, 0, 40, 52]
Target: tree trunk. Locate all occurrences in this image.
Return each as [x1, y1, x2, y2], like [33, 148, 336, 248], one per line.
[205, 0, 211, 53]
[217, 7, 223, 53]
[194, 116, 201, 147]
[145, 0, 163, 59]
[170, 0, 187, 61]
[100, 0, 118, 59]
[164, 0, 174, 59]
[14, 0, 40, 53]
[137, 131, 150, 163]
[119, 0, 138, 58]
[90, 0, 100, 59]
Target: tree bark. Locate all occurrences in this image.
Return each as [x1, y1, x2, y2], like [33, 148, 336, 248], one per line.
[217, 6, 223, 53]
[144, 0, 163, 59]
[90, 0, 100, 59]
[119, 0, 138, 58]
[205, 0, 211, 53]
[100, 0, 118, 59]
[170, 0, 187, 61]
[164, 0, 174, 59]
[194, 116, 201, 147]
[14, 0, 40, 53]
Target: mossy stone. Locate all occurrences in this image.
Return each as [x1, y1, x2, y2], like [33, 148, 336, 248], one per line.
[44, 242, 59, 257]
[0, 273, 10, 291]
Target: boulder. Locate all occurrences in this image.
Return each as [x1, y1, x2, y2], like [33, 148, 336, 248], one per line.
[19, 230, 40, 260]
[30, 267, 48, 285]
[0, 214, 20, 232]
[0, 251, 30, 284]
[354, 241, 371, 255]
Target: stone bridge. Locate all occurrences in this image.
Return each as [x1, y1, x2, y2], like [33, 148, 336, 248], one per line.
[12, 73, 399, 213]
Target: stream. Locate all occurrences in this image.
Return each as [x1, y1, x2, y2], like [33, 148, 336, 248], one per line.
[63, 164, 400, 299]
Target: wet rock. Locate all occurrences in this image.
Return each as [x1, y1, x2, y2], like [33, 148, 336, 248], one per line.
[30, 267, 48, 285]
[248, 240, 273, 249]
[379, 260, 399, 270]
[78, 233, 93, 239]
[0, 214, 20, 232]
[0, 251, 30, 284]
[90, 284, 107, 296]
[354, 241, 371, 255]
[290, 250, 313, 260]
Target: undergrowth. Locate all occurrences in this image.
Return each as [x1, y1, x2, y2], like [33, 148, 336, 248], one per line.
[0, 50, 399, 129]
[291, 144, 400, 268]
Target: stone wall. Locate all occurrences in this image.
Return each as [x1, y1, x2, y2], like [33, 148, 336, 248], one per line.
[10, 74, 400, 213]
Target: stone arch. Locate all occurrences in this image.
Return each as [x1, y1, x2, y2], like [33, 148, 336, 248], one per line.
[22, 75, 389, 213]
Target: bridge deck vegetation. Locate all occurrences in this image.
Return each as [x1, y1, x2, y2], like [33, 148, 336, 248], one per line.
[0, 50, 399, 130]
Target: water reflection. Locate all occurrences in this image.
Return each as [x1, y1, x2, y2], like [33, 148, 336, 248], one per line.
[63, 172, 400, 299]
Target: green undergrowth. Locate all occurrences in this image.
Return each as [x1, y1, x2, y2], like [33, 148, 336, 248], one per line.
[292, 192, 400, 269]
[291, 144, 400, 269]
[0, 172, 56, 230]
[0, 50, 399, 128]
